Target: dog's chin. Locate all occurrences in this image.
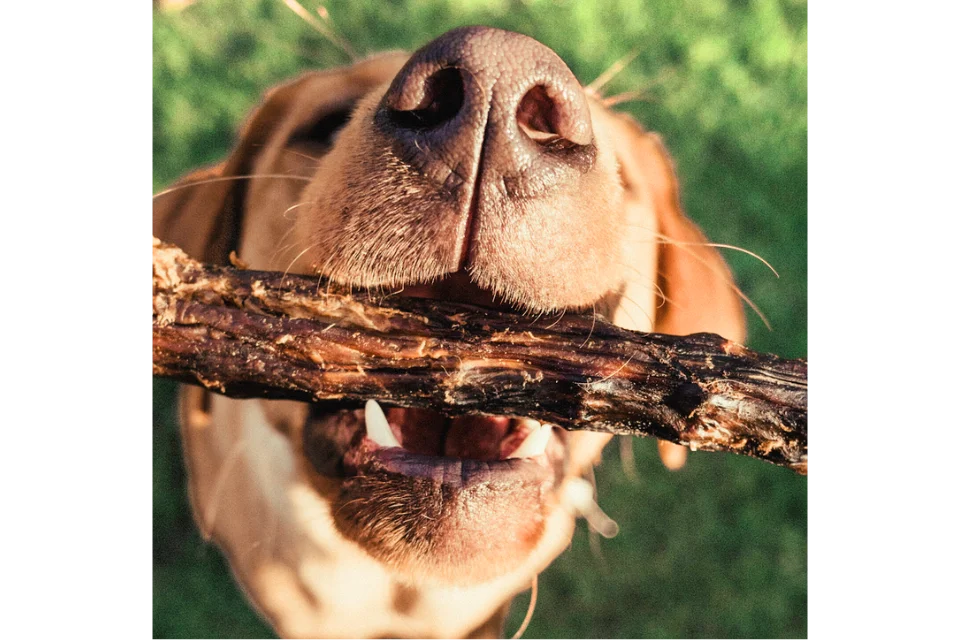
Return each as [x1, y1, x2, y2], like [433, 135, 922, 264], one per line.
[302, 402, 568, 586]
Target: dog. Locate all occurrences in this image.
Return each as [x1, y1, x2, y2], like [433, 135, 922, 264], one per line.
[154, 26, 745, 638]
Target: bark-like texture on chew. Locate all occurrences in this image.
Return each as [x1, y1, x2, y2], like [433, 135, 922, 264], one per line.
[153, 239, 807, 473]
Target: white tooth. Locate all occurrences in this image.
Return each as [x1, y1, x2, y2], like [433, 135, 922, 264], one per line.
[507, 423, 552, 459]
[364, 399, 401, 448]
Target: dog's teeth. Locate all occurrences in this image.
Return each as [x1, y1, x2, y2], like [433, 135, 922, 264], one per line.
[507, 423, 552, 459]
[364, 400, 401, 448]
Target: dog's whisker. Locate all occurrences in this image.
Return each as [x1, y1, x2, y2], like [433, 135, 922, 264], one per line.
[311, 244, 345, 296]
[381, 285, 407, 299]
[578, 303, 599, 348]
[700, 242, 779, 278]
[652, 234, 779, 278]
[282, 0, 358, 61]
[282, 200, 312, 220]
[200, 436, 248, 539]
[332, 496, 373, 521]
[615, 262, 671, 308]
[619, 223, 778, 275]
[663, 260, 766, 331]
[242, 22, 333, 67]
[509, 574, 539, 640]
[652, 233, 773, 329]
[601, 90, 651, 108]
[273, 226, 299, 251]
[619, 436, 639, 483]
[282, 243, 320, 284]
[284, 148, 324, 163]
[543, 308, 567, 330]
[153, 174, 313, 200]
[614, 223, 774, 328]
[268, 208, 312, 265]
[270, 239, 308, 269]
[586, 48, 640, 95]
[608, 290, 658, 329]
[598, 66, 680, 110]
[590, 353, 634, 387]
[732, 284, 771, 330]
[268, 228, 304, 266]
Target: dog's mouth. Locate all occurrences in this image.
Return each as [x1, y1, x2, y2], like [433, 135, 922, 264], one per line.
[300, 272, 578, 585]
[303, 269, 572, 483]
[302, 399, 568, 585]
[345, 401, 565, 481]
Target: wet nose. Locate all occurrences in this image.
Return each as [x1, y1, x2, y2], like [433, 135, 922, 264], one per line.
[375, 26, 596, 197]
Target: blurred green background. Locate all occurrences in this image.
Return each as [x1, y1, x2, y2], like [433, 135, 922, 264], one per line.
[153, 0, 806, 637]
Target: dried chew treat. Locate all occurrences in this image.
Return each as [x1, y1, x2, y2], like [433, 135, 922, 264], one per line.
[153, 238, 807, 473]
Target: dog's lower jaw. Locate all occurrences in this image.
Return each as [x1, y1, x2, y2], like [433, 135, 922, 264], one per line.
[300, 402, 574, 587]
[332, 443, 559, 585]
[186, 392, 594, 638]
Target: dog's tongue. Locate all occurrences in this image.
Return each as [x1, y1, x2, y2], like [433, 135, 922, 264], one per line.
[385, 407, 444, 454]
[444, 415, 512, 459]
[384, 408, 512, 460]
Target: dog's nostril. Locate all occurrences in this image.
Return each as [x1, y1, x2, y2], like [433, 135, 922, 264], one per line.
[389, 68, 465, 131]
[517, 84, 590, 149]
[517, 86, 559, 141]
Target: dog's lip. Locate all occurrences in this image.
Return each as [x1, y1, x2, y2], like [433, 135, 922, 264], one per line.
[303, 402, 567, 487]
[345, 402, 566, 486]
[344, 437, 556, 488]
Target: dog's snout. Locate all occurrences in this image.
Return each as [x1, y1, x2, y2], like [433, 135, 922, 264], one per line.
[378, 26, 596, 193]
[305, 27, 625, 311]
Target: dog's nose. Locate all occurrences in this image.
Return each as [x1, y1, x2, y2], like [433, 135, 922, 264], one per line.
[376, 26, 596, 198]
[348, 27, 618, 309]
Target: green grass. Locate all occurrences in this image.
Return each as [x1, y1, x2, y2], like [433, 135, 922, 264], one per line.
[154, 1, 806, 637]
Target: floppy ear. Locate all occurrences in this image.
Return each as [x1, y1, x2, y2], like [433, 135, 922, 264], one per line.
[610, 113, 746, 344]
[152, 53, 409, 265]
[605, 113, 747, 471]
[155, 55, 411, 491]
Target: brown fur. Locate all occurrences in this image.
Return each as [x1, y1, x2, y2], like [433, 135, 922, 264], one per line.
[155, 28, 745, 638]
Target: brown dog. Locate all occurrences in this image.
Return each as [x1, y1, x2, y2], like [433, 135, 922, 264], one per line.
[155, 26, 745, 638]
